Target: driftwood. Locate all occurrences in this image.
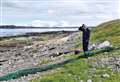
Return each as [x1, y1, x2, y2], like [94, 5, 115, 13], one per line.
[49, 49, 83, 57]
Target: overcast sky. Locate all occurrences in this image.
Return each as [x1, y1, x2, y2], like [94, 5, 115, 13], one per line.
[0, 0, 120, 26]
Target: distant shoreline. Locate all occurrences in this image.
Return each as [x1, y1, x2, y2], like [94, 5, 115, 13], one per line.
[0, 25, 94, 29]
[0, 25, 78, 29]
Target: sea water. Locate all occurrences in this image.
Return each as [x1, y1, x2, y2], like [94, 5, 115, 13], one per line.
[0, 28, 78, 37]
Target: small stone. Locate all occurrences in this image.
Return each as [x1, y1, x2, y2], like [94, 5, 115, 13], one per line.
[87, 79, 92, 82]
[102, 73, 110, 78]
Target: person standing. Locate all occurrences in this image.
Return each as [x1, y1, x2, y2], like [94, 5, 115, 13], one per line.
[79, 24, 91, 56]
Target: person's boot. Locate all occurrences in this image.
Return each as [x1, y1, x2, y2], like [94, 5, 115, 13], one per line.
[84, 52, 88, 58]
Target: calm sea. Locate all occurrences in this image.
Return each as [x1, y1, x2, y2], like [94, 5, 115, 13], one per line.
[0, 28, 78, 37]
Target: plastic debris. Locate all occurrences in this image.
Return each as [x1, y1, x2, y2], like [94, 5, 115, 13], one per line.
[88, 44, 96, 50]
[97, 41, 111, 49]
[89, 41, 111, 50]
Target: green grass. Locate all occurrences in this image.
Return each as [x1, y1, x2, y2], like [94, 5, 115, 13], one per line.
[31, 59, 91, 82]
[31, 19, 120, 82]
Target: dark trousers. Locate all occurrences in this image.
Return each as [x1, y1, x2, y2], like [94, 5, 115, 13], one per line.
[83, 40, 89, 52]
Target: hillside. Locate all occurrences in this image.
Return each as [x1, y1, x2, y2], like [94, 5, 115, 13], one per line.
[91, 19, 120, 46]
[30, 19, 120, 82]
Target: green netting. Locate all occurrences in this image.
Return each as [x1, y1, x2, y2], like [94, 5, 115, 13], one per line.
[0, 47, 116, 81]
[0, 58, 76, 81]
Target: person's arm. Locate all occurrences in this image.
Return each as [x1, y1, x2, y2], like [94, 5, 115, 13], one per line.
[79, 26, 84, 31]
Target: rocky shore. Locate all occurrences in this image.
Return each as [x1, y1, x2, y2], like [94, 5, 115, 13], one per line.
[0, 31, 80, 82]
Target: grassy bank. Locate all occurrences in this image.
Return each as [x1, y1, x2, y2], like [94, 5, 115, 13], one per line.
[31, 19, 120, 82]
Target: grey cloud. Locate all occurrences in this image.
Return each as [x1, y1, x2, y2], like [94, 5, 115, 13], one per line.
[2, 1, 22, 9]
[1, 0, 119, 25]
